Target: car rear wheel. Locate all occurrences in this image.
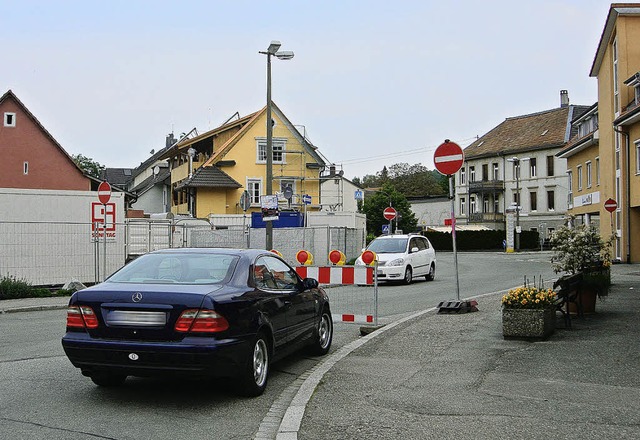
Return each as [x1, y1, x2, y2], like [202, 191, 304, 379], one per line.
[426, 264, 435, 281]
[90, 372, 127, 387]
[403, 267, 413, 285]
[239, 332, 270, 397]
[309, 310, 333, 356]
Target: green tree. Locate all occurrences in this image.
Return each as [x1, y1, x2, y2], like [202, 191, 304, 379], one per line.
[387, 163, 446, 196]
[362, 183, 417, 236]
[72, 154, 105, 178]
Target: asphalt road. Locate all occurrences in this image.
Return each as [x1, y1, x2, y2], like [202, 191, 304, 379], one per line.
[0, 251, 556, 439]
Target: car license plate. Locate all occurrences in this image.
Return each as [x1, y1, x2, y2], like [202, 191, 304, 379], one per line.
[106, 310, 167, 327]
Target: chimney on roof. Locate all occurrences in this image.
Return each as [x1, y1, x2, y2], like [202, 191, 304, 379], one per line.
[166, 133, 177, 148]
[560, 90, 569, 108]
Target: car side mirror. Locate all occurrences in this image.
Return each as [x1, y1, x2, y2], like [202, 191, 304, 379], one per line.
[302, 278, 319, 290]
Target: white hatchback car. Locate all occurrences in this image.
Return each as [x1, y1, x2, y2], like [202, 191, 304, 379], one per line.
[355, 234, 436, 284]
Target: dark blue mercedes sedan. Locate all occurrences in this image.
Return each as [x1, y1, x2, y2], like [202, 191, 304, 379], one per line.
[61, 248, 333, 396]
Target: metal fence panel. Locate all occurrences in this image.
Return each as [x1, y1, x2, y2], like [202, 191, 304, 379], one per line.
[0, 219, 365, 286]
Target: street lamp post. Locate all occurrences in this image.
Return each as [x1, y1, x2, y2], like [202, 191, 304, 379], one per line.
[508, 156, 528, 252]
[259, 41, 294, 250]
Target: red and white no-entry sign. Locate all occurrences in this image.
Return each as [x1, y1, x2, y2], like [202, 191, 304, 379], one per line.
[98, 181, 112, 204]
[604, 198, 618, 213]
[383, 206, 397, 221]
[434, 140, 464, 176]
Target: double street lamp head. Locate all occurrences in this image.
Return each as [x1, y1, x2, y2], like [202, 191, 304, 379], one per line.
[262, 40, 295, 60]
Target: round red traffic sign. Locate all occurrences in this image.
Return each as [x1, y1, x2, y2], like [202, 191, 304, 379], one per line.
[434, 140, 464, 176]
[383, 206, 397, 221]
[97, 181, 112, 204]
[604, 198, 618, 213]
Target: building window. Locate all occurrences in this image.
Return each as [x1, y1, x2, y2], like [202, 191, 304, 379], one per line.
[23, 161, 28, 175]
[636, 142, 640, 174]
[3, 112, 16, 127]
[492, 163, 499, 180]
[586, 161, 592, 188]
[482, 164, 489, 181]
[529, 158, 537, 178]
[513, 191, 520, 207]
[470, 196, 477, 213]
[459, 167, 466, 185]
[247, 178, 262, 206]
[494, 194, 500, 213]
[256, 139, 285, 164]
[596, 157, 600, 185]
[483, 196, 489, 213]
[278, 179, 295, 202]
[547, 156, 554, 177]
[567, 170, 573, 206]
[577, 165, 583, 191]
[547, 190, 555, 211]
[459, 197, 466, 215]
[530, 191, 537, 211]
[469, 166, 476, 182]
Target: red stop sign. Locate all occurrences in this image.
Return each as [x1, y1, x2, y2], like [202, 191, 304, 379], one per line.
[383, 207, 397, 221]
[434, 140, 464, 175]
[604, 198, 617, 213]
[98, 181, 112, 204]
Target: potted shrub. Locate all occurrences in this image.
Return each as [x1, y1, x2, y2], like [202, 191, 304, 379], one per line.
[550, 224, 614, 314]
[501, 285, 557, 340]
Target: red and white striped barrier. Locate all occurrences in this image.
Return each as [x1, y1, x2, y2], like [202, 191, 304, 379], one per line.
[334, 313, 374, 324]
[295, 266, 374, 286]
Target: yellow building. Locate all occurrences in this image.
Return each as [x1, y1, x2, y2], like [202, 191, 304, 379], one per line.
[580, 4, 640, 263]
[159, 103, 326, 219]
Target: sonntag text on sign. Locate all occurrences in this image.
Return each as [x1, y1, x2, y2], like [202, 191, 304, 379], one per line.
[98, 181, 112, 204]
[434, 140, 464, 176]
[604, 198, 618, 213]
[383, 206, 397, 221]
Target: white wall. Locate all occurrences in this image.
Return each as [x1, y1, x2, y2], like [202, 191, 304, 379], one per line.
[0, 188, 125, 285]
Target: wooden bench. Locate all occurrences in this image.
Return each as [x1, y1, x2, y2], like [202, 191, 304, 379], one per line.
[553, 273, 583, 328]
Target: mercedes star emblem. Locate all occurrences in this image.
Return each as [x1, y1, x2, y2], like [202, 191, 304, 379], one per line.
[132, 292, 143, 302]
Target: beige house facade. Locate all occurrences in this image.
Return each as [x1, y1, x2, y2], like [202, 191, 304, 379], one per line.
[562, 4, 640, 263]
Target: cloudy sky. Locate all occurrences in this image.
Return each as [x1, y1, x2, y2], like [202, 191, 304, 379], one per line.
[2, 0, 616, 179]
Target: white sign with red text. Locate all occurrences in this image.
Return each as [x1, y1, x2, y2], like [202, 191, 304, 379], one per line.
[91, 202, 117, 241]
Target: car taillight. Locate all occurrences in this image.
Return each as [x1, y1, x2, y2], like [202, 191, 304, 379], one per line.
[175, 309, 229, 333]
[66, 305, 99, 329]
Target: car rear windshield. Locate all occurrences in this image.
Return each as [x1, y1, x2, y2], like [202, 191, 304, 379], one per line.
[367, 238, 408, 254]
[107, 253, 239, 284]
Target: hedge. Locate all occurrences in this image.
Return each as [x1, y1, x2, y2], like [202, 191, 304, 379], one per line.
[424, 230, 540, 251]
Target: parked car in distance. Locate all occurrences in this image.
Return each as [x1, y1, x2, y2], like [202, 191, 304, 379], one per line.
[355, 233, 436, 284]
[61, 248, 333, 397]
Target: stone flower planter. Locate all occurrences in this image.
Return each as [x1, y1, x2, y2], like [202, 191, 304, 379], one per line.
[502, 308, 555, 340]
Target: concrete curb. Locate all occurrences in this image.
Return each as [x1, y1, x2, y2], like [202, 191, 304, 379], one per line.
[0, 304, 68, 314]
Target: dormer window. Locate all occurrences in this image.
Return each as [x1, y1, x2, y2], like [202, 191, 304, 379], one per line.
[4, 112, 16, 127]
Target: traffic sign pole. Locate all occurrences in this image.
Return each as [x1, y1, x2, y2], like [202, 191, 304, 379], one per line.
[449, 175, 460, 301]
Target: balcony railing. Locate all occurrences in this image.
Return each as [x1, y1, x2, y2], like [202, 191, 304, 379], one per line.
[468, 212, 505, 223]
[468, 179, 504, 193]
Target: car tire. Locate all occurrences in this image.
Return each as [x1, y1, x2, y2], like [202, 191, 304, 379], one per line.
[239, 332, 270, 397]
[403, 266, 413, 285]
[426, 264, 435, 281]
[309, 309, 333, 356]
[90, 372, 127, 387]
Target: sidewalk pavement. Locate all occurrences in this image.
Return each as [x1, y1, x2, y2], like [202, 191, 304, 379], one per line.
[298, 264, 640, 439]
